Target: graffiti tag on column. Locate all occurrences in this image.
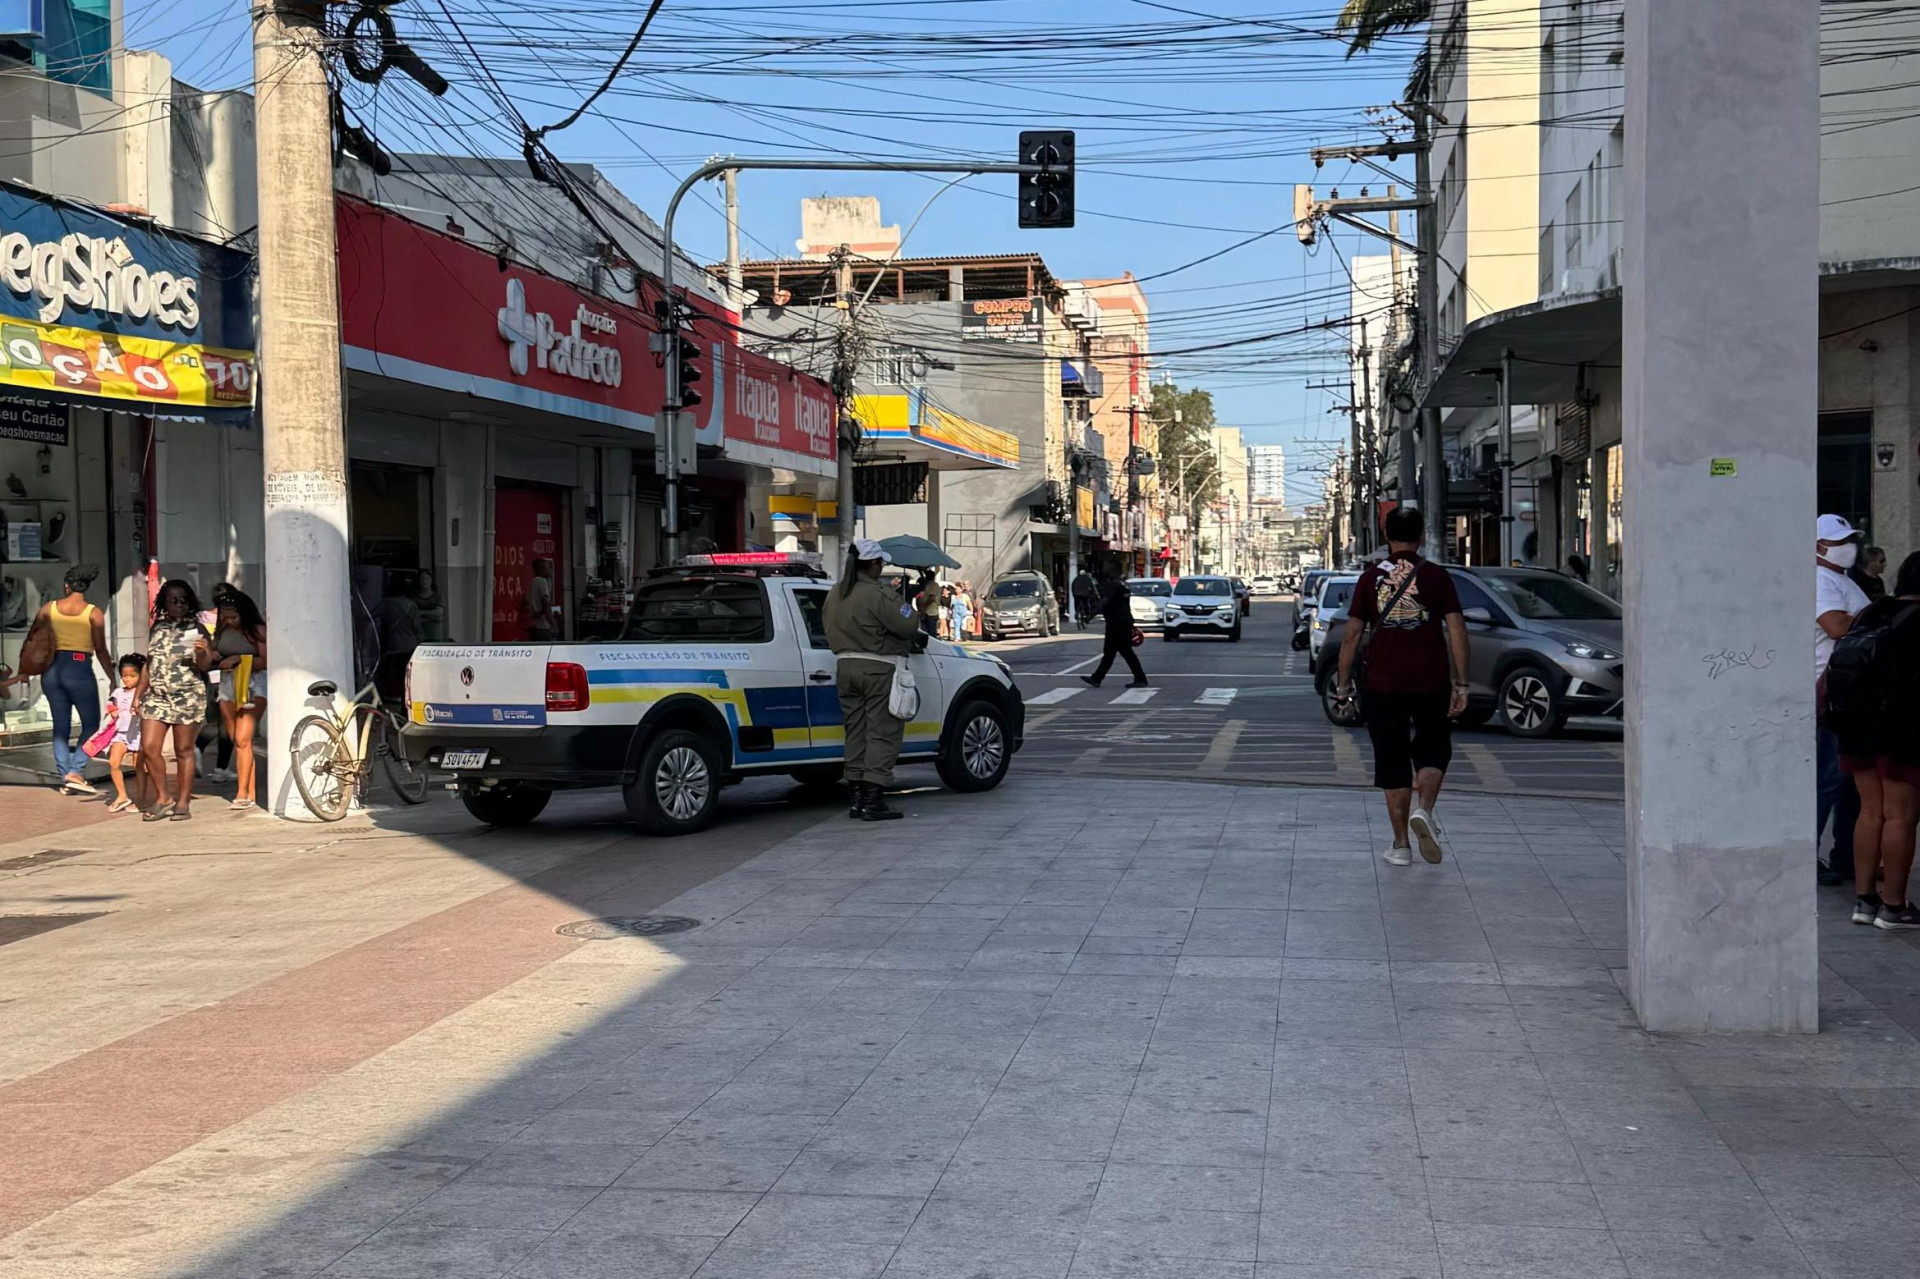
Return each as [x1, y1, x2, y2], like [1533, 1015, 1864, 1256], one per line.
[1702, 646, 1775, 679]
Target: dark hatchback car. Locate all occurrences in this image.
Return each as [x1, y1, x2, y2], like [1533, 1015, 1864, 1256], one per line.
[1316, 566, 1623, 738]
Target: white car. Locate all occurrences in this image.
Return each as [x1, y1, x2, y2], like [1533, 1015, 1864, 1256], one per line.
[400, 554, 1025, 836]
[1124, 577, 1172, 631]
[1307, 574, 1360, 673]
[1162, 575, 1242, 642]
[1251, 575, 1280, 596]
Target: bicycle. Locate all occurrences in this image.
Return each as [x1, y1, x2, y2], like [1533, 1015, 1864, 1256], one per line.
[288, 677, 430, 820]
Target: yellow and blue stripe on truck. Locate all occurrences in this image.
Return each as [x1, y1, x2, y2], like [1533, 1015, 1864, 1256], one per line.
[583, 666, 939, 766]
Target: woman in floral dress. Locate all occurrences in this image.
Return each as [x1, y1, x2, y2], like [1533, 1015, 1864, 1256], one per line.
[135, 579, 210, 821]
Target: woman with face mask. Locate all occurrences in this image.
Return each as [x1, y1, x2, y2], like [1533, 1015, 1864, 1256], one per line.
[135, 579, 211, 821]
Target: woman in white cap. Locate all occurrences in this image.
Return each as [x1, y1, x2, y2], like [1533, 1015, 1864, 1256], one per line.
[823, 538, 926, 821]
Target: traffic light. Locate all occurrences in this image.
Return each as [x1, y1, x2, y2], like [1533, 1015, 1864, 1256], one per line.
[1018, 130, 1075, 229]
[675, 331, 703, 408]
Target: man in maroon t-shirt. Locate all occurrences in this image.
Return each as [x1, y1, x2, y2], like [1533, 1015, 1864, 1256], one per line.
[1334, 505, 1471, 866]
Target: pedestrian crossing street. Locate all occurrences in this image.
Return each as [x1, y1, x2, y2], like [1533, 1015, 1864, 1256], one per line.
[1024, 683, 1289, 709]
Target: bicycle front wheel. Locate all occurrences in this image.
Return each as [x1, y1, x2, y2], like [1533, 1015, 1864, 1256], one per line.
[290, 714, 354, 821]
[377, 713, 430, 804]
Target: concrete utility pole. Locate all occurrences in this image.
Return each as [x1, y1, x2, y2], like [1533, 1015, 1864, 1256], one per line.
[1358, 317, 1377, 551]
[1622, 0, 1818, 1032]
[1299, 146, 1429, 548]
[1405, 105, 1449, 555]
[831, 248, 858, 556]
[723, 168, 743, 296]
[1389, 201, 1417, 506]
[253, 0, 353, 818]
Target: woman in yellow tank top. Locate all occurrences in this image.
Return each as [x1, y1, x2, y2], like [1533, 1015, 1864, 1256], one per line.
[38, 565, 115, 794]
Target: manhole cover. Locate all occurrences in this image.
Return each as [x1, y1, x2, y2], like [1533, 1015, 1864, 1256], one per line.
[0, 849, 90, 872]
[556, 916, 702, 940]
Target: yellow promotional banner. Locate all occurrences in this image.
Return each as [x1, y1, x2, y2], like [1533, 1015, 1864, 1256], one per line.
[921, 405, 1020, 468]
[1075, 485, 1096, 532]
[0, 315, 256, 412]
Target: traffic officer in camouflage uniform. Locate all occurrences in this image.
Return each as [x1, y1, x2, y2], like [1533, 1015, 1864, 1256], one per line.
[824, 538, 924, 820]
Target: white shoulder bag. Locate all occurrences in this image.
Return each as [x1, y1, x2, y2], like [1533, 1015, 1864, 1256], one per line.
[840, 652, 920, 720]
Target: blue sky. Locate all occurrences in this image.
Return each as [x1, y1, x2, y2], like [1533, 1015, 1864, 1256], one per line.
[129, 0, 1417, 508]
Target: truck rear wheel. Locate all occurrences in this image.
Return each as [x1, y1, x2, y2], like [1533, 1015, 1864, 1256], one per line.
[627, 728, 724, 836]
[460, 784, 550, 827]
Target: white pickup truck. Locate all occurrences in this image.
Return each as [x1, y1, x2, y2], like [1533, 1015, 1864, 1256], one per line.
[398, 555, 1025, 835]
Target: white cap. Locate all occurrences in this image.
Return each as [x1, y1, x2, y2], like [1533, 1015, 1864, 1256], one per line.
[852, 537, 892, 563]
[1816, 514, 1860, 543]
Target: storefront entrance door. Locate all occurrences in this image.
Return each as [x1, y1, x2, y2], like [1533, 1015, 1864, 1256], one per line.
[493, 486, 566, 641]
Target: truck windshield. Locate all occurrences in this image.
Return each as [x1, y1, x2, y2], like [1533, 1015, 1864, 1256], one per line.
[1178, 579, 1233, 597]
[621, 578, 771, 642]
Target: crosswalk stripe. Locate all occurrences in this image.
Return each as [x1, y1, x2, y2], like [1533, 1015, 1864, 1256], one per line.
[1109, 687, 1159, 706]
[1026, 686, 1085, 706]
[1196, 687, 1238, 707]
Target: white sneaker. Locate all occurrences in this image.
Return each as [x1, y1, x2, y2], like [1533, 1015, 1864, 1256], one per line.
[1383, 844, 1413, 867]
[1409, 808, 1446, 864]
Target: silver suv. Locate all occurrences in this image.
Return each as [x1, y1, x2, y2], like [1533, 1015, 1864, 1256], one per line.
[980, 571, 1060, 640]
[1317, 566, 1623, 737]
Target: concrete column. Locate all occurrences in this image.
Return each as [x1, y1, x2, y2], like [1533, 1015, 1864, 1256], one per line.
[253, 0, 354, 817]
[1622, 0, 1820, 1032]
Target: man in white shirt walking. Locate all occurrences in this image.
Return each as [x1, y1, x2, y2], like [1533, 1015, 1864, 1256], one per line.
[1817, 514, 1872, 885]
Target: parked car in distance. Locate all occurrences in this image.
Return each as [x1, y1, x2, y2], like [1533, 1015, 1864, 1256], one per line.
[1292, 568, 1333, 651]
[1162, 575, 1242, 642]
[1229, 577, 1252, 616]
[1125, 577, 1172, 631]
[1250, 574, 1280, 597]
[1306, 574, 1360, 675]
[1314, 565, 1624, 737]
[980, 571, 1061, 640]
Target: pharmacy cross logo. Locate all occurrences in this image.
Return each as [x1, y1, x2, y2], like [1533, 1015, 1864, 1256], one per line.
[497, 277, 537, 376]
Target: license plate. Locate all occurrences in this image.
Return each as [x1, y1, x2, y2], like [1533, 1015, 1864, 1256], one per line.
[441, 749, 488, 769]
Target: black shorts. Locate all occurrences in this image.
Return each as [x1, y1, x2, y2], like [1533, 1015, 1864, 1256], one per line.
[1365, 689, 1454, 790]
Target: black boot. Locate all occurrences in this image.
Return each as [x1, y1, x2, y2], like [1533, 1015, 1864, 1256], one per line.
[848, 781, 868, 819]
[860, 783, 904, 822]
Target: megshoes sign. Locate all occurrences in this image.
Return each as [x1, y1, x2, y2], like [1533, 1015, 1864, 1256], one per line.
[0, 183, 255, 418]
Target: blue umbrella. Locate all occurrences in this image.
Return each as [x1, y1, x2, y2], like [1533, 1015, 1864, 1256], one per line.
[878, 535, 961, 570]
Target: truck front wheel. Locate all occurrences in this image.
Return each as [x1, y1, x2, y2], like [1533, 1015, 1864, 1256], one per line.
[938, 699, 1012, 793]
[627, 728, 724, 836]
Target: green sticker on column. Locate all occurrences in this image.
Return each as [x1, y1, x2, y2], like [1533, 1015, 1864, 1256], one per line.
[1709, 458, 1737, 477]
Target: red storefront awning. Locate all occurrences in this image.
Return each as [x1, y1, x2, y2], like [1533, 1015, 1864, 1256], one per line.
[335, 196, 834, 471]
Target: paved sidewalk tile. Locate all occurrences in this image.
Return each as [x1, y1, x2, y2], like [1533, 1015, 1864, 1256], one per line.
[0, 777, 1913, 1278]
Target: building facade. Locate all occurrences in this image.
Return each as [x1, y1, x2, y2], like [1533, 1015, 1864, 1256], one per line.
[0, 18, 839, 774]
[1248, 444, 1286, 504]
[1420, 0, 1920, 594]
[735, 203, 1138, 600]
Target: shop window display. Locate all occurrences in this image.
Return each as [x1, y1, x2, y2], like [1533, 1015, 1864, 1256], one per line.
[0, 399, 85, 764]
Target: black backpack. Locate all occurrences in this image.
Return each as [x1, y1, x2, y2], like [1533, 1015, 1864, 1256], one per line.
[1825, 601, 1920, 723]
